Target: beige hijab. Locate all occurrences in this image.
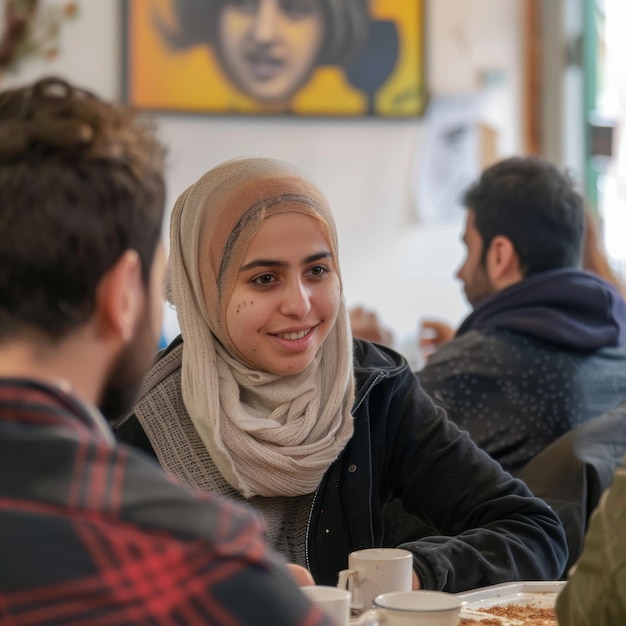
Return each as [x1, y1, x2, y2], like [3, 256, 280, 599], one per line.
[166, 157, 355, 498]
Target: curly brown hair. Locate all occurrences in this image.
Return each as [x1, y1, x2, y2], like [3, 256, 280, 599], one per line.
[0, 76, 166, 341]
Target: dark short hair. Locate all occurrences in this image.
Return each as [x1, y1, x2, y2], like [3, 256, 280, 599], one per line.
[159, 0, 370, 66]
[462, 156, 584, 276]
[0, 77, 166, 341]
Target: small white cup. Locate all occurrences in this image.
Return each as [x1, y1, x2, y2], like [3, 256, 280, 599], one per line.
[337, 548, 413, 613]
[361, 590, 462, 626]
[302, 585, 351, 626]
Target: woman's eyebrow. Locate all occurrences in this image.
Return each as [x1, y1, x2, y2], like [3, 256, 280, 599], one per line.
[239, 251, 332, 273]
[304, 251, 333, 264]
[239, 259, 287, 272]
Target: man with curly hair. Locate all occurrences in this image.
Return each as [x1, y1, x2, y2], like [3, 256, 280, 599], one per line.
[0, 76, 329, 626]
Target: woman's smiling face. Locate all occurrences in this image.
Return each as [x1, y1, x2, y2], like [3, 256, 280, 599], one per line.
[216, 0, 325, 104]
[225, 211, 340, 375]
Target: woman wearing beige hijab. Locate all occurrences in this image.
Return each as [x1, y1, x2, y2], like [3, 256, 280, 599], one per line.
[115, 157, 567, 590]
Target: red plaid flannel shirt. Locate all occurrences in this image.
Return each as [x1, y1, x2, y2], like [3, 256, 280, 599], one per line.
[0, 379, 330, 626]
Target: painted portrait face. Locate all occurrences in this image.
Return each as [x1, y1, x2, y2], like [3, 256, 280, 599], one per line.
[456, 209, 496, 308]
[225, 212, 341, 375]
[216, 0, 325, 104]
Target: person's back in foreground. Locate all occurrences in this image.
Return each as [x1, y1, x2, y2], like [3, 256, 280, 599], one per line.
[417, 156, 626, 476]
[0, 77, 329, 626]
[556, 458, 626, 625]
[519, 400, 626, 574]
[116, 155, 568, 591]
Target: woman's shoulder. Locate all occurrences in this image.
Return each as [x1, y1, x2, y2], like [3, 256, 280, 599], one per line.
[113, 335, 184, 451]
[352, 338, 410, 384]
[157, 334, 184, 360]
[144, 334, 184, 388]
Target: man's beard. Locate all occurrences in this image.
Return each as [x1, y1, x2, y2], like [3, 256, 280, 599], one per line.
[465, 263, 496, 309]
[99, 304, 158, 422]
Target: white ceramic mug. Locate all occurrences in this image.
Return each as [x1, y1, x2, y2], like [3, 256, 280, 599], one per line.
[302, 585, 351, 626]
[337, 548, 413, 613]
[360, 590, 462, 626]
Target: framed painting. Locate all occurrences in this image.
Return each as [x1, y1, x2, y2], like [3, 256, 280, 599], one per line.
[122, 0, 425, 117]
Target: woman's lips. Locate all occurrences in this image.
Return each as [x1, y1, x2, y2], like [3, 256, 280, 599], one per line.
[245, 51, 285, 81]
[270, 326, 317, 352]
[275, 328, 312, 340]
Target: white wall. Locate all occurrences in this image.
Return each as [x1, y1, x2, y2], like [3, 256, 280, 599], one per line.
[7, 0, 525, 350]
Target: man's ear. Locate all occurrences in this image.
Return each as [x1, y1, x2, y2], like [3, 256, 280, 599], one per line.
[486, 235, 523, 288]
[94, 251, 144, 343]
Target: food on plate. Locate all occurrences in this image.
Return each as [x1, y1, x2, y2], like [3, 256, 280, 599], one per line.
[459, 618, 511, 625]
[458, 602, 557, 625]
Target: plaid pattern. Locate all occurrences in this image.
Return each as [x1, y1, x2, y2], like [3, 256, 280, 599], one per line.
[0, 379, 329, 626]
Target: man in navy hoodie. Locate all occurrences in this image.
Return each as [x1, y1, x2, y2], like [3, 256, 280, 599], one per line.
[416, 156, 626, 476]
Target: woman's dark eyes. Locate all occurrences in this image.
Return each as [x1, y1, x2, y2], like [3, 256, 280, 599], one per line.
[309, 265, 328, 278]
[250, 266, 328, 286]
[252, 273, 275, 285]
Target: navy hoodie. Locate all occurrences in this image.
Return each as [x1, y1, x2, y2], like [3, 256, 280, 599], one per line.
[418, 269, 626, 475]
[457, 269, 626, 351]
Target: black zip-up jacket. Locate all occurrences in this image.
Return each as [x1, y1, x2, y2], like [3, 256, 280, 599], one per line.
[115, 337, 567, 591]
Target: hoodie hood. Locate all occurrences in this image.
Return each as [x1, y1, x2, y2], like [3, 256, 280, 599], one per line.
[457, 269, 626, 351]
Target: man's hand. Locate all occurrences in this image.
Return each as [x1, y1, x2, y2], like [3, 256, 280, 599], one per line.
[350, 306, 394, 347]
[412, 569, 421, 590]
[418, 319, 455, 358]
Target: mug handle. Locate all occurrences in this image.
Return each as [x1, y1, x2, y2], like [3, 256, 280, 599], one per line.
[337, 568, 364, 611]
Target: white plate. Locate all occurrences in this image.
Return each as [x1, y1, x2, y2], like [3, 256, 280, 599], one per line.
[456, 581, 564, 624]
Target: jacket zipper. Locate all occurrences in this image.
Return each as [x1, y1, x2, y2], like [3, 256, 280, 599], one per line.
[305, 370, 387, 576]
[352, 371, 387, 415]
[304, 483, 320, 572]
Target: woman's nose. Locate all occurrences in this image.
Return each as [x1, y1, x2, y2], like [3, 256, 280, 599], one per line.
[280, 280, 312, 318]
[251, 0, 280, 44]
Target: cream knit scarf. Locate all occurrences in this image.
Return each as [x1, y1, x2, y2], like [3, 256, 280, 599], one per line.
[155, 157, 355, 498]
